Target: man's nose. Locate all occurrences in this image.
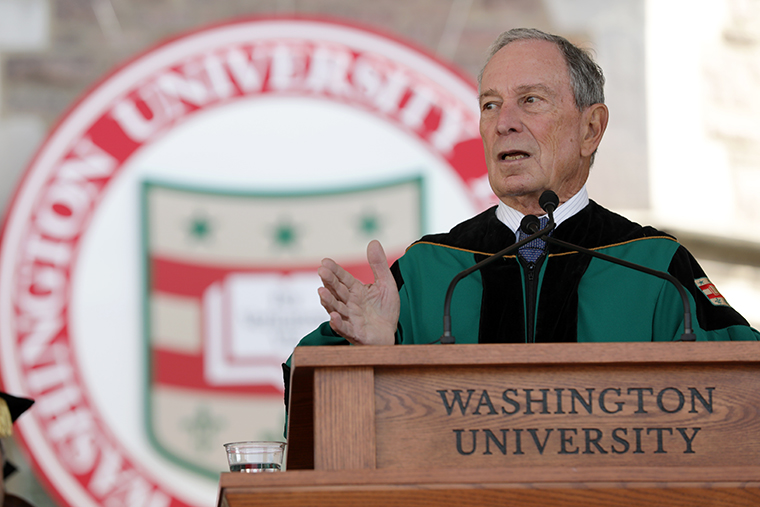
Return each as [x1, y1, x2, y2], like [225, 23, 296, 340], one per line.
[496, 103, 522, 135]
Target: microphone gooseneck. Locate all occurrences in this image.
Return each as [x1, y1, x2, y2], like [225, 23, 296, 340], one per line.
[538, 235, 697, 341]
[522, 191, 696, 341]
[440, 192, 557, 344]
[440, 189, 696, 344]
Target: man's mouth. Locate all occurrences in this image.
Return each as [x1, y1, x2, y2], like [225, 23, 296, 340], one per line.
[499, 150, 530, 161]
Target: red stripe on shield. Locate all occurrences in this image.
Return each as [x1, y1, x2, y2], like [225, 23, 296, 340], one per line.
[152, 348, 282, 394]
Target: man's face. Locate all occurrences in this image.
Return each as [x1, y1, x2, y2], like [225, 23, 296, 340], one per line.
[479, 39, 602, 213]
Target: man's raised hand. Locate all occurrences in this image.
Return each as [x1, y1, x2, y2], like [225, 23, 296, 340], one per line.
[316, 240, 400, 346]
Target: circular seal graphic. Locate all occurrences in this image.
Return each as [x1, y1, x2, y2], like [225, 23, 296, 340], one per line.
[0, 16, 488, 507]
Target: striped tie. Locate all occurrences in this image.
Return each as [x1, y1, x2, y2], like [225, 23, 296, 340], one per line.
[517, 216, 549, 263]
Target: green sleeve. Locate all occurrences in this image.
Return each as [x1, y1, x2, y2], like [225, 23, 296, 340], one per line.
[664, 245, 760, 341]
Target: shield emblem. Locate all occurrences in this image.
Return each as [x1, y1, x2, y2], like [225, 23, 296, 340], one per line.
[142, 176, 423, 476]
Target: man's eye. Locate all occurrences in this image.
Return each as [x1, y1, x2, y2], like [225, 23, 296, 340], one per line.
[482, 102, 496, 111]
[525, 96, 537, 103]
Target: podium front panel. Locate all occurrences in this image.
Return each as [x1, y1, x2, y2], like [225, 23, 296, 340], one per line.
[286, 342, 760, 474]
[374, 363, 759, 469]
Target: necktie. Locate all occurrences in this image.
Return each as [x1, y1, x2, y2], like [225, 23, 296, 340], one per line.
[517, 216, 549, 263]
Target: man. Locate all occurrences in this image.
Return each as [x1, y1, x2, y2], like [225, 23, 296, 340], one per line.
[289, 28, 759, 358]
[1, 392, 35, 507]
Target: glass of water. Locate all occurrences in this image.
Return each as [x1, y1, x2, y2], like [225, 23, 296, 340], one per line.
[224, 441, 286, 472]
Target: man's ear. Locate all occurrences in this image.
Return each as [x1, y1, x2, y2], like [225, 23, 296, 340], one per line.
[580, 103, 609, 157]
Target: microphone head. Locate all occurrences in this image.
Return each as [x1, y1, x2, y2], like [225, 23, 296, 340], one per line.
[539, 190, 559, 214]
[520, 215, 541, 235]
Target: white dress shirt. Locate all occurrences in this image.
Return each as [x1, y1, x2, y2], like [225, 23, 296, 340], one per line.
[494, 185, 590, 235]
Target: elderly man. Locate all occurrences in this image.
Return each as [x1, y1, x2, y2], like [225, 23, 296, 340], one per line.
[1, 392, 35, 507]
[288, 28, 758, 358]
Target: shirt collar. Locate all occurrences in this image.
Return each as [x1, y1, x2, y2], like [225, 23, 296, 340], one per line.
[495, 185, 589, 234]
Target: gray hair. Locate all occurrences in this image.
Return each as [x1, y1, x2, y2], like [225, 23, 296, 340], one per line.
[478, 28, 605, 110]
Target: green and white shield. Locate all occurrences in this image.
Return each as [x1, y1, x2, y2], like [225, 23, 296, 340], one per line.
[142, 176, 423, 476]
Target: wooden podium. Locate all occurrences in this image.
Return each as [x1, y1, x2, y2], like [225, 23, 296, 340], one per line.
[217, 342, 760, 506]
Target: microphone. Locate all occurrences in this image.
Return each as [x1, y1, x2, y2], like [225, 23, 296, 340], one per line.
[523, 193, 697, 341]
[440, 198, 556, 344]
[539, 190, 558, 216]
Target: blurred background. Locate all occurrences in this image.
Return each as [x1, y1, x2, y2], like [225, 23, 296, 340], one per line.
[1, 0, 758, 505]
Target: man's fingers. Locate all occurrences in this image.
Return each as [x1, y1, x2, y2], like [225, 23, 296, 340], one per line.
[318, 263, 351, 303]
[317, 247, 398, 346]
[327, 312, 358, 344]
[322, 257, 359, 290]
[317, 265, 340, 300]
[366, 240, 395, 287]
[318, 286, 348, 317]
[317, 286, 336, 312]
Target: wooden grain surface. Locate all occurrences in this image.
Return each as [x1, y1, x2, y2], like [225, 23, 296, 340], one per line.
[313, 367, 376, 470]
[218, 469, 760, 507]
[288, 342, 760, 473]
[374, 363, 760, 469]
[290, 341, 760, 368]
[221, 466, 760, 486]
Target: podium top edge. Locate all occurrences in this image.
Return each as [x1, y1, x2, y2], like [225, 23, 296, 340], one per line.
[290, 341, 760, 369]
[219, 465, 760, 488]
